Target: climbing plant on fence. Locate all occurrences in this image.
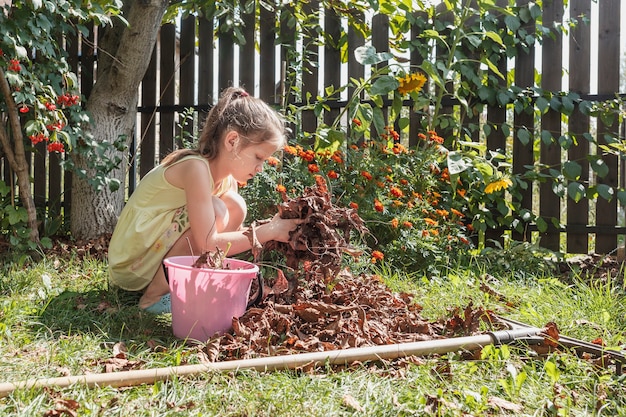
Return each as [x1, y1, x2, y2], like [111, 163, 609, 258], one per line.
[247, 0, 625, 261]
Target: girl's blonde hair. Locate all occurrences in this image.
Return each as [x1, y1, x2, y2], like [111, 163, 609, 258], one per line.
[162, 87, 286, 166]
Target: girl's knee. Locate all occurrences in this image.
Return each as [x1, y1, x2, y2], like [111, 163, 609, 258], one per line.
[212, 196, 229, 232]
[220, 191, 247, 231]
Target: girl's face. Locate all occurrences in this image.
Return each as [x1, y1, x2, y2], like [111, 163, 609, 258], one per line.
[228, 135, 281, 184]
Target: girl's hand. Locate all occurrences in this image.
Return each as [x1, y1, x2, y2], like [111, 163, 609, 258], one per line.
[264, 214, 302, 243]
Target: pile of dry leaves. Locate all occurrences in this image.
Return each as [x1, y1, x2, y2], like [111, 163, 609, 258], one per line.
[207, 176, 506, 362]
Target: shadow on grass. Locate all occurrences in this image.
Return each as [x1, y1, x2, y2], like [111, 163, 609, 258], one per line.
[38, 288, 175, 342]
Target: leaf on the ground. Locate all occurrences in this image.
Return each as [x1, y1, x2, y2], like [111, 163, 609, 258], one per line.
[424, 394, 459, 413]
[442, 303, 496, 336]
[112, 342, 127, 359]
[488, 396, 523, 412]
[205, 337, 221, 362]
[479, 282, 507, 302]
[96, 300, 114, 313]
[342, 394, 364, 412]
[591, 337, 605, 346]
[269, 269, 289, 295]
[146, 339, 167, 352]
[542, 322, 560, 347]
[100, 357, 143, 373]
[43, 398, 80, 417]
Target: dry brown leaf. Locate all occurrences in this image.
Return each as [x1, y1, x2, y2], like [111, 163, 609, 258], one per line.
[342, 394, 364, 412]
[488, 396, 523, 412]
[101, 357, 143, 373]
[205, 337, 221, 362]
[543, 322, 560, 347]
[270, 269, 290, 295]
[112, 342, 127, 359]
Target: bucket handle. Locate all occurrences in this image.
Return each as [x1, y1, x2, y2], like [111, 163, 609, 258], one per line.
[163, 262, 170, 284]
[247, 271, 264, 308]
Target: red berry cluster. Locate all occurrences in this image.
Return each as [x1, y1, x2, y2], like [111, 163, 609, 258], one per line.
[47, 141, 65, 153]
[29, 133, 47, 145]
[8, 59, 21, 72]
[57, 93, 80, 107]
[28, 133, 65, 153]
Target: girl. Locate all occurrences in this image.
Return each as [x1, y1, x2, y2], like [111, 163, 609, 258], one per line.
[108, 87, 300, 314]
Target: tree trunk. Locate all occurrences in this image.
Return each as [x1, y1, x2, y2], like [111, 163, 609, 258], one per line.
[70, 0, 168, 240]
[0, 66, 39, 243]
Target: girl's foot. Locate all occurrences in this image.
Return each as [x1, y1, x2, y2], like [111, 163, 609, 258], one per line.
[142, 293, 171, 314]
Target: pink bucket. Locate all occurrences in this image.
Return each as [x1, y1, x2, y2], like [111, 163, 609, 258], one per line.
[163, 256, 260, 341]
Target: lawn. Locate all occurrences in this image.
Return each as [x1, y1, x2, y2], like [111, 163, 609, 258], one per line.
[1, 245, 626, 416]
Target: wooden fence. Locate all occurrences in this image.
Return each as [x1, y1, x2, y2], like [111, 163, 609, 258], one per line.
[2, 0, 626, 254]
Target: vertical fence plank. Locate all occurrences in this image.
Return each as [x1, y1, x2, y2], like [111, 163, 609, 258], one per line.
[486, 1, 508, 154]
[323, 7, 342, 126]
[198, 16, 215, 121]
[538, 0, 563, 251]
[80, 23, 95, 102]
[139, 48, 157, 181]
[484, 41, 508, 246]
[301, 0, 319, 137]
[371, 13, 389, 129]
[279, 4, 297, 140]
[409, 12, 427, 147]
[239, 8, 256, 92]
[179, 15, 196, 148]
[347, 12, 365, 143]
[595, 1, 621, 253]
[567, 0, 591, 254]
[218, 18, 235, 92]
[159, 24, 177, 159]
[259, 5, 276, 103]
[279, 4, 296, 108]
[33, 142, 46, 210]
[434, 5, 455, 141]
[347, 12, 365, 102]
[512, 0, 536, 243]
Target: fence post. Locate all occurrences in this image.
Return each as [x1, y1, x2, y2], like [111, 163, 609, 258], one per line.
[139, 48, 157, 183]
[483, 2, 509, 248]
[595, 1, 621, 253]
[239, 7, 255, 92]
[538, 0, 564, 251]
[301, 0, 319, 137]
[179, 15, 196, 149]
[218, 17, 235, 93]
[409, 12, 427, 147]
[567, 0, 591, 254]
[512, 0, 536, 244]
[323, 6, 342, 125]
[259, 4, 276, 103]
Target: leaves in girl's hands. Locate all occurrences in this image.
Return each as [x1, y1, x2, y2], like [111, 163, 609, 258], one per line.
[264, 175, 368, 281]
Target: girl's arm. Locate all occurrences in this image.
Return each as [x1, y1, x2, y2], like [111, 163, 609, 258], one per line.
[174, 159, 297, 255]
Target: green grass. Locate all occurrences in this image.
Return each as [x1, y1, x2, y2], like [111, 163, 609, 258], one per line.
[1, 251, 626, 416]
